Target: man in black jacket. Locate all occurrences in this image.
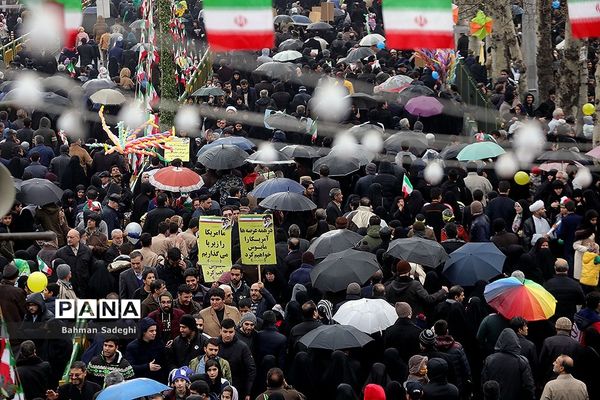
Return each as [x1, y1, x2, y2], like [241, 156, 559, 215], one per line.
[166, 314, 205, 371]
[218, 318, 256, 400]
[288, 300, 322, 354]
[16, 340, 52, 399]
[509, 317, 538, 378]
[544, 258, 585, 320]
[55, 229, 93, 298]
[312, 165, 340, 209]
[46, 361, 101, 400]
[384, 302, 422, 362]
[143, 194, 175, 236]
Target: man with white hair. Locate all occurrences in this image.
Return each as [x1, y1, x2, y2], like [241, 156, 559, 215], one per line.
[219, 285, 234, 306]
[548, 108, 565, 134]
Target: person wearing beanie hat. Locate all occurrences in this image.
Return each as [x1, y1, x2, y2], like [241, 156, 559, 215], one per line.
[470, 200, 491, 242]
[408, 214, 436, 240]
[364, 384, 386, 400]
[56, 264, 77, 300]
[406, 355, 429, 385]
[418, 329, 436, 348]
[237, 312, 257, 351]
[165, 313, 205, 372]
[385, 301, 422, 361]
[255, 311, 287, 368]
[148, 292, 185, 343]
[423, 358, 459, 400]
[481, 328, 535, 400]
[167, 367, 191, 399]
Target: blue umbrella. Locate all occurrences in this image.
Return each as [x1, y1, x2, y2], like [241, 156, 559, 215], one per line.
[250, 178, 304, 198]
[442, 243, 506, 286]
[96, 378, 170, 400]
[196, 137, 256, 156]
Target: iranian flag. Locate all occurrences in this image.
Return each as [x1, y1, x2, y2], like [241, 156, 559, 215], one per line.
[568, 0, 600, 38]
[37, 256, 53, 276]
[0, 308, 24, 400]
[402, 175, 414, 197]
[203, 0, 274, 51]
[383, 0, 454, 49]
[44, 0, 82, 48]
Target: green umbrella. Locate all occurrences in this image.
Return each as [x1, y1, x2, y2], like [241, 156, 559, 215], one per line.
[457, 142, 505, 161]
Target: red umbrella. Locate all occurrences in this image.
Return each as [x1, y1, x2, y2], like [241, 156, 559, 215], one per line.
[149, 166, 204, 192]
[405, 96, 443, 117]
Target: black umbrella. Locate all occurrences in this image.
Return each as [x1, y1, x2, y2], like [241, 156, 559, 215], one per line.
[398, 84, 435, 103]
[384, 131, 428, 154]
[274, 15, 293, 25]
[312, 154, 361, 176]
[191, 86, 226, 97]
[340, 47, 375, 64]
[264, 112, 307, 132]
[18, 178, 64, 206]
[82, 78, 117, 95]
[259, 192, 317, 211]
[278, 38, 303, 51]
[307, 21, 333, 31]
[254, 62, 295, 80]
[386, 237, 448, 268]
[310, 249, 380, 292]
[281, 145, 321, 159]
[345, 93, 380, 109]
[307, 229, 363, 259]
[197, 145, 248, 170]
[299, 324, 374, 350]
[41, 92, 70, 107]
[537, 150, 592, 163]
[440, 143, 467, 160]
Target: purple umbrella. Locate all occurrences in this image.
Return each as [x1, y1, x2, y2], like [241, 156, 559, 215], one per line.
[405, 96, 444, 117]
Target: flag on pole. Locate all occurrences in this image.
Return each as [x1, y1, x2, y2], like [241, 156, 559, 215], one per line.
[568, 0, 600, 38]
[402, 175, 414, 197]
[37, 256, 53, 276]
[0, 308, 24, 400]
[13, 259, 30, 277]
[309, 119, 318, 144]
[203, 0, 274, 51]
[383, 0, 454, 49]
[44, 0, 83, 48]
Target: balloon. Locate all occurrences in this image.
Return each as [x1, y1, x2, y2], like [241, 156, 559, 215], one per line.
[431, 71, 439, 80]
[376, 41, 385, 49]
[27, 271, 48, 293]
[514, 171, 530, 185]
[125, 222, 142, 244]
[583, 103, 596, 116]
[552, 0, 560, 9]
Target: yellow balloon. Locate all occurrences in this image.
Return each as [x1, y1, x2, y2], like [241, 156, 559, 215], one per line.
[583, 103, 596, 116]
[514, 171, 530, 185]
[27, 271, 48, 293]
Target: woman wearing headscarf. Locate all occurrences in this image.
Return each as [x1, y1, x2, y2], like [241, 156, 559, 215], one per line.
[288, 351, 316, 400]
[511, 199, 529, 243]
[384, 381, 406, 400]
[263, 265, 287, 304]
[60, 189, 78, 227]
[574, 224, 599, 282]
[364, 363, 391, 389]
[367, 183, 384, 210]
[321, 351, 360, 399]
[336, 383, 358, 400]
[406, 190, 425, 220]
[317, 299, 334, 325]
[518, 236, 555, 283]
[383, 348, 408, 383]
[60, 156, 88, 191]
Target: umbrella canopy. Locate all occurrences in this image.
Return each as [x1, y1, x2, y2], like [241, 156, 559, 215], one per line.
[344, 93, 380, 109]
[299, 324, 374, 350]
[307, 21, 333, 30]
[82, 78, 117, 95]
[386, 237, 448, 268]
[259, 191, 317, 212]
[443, 243, 506, 286]
[273, 15, 294, 25]
[333, 298, 397, 334]
[484, 277, 557, 321]
[291, 14, 311, 26]
[130, 19, 145, 29]
[90, 89, 126, 105]
[246, 149, 294, 165]
[278, 38, 303, 51]
[586, 146, 600, 160]
[312, 154, 361, 176]
[384, 131, 428, 155]
[330, 145, 374, 166]
[457, 142, 505, 161]
[0, 81, 15, 93]
[250, 178, 304, 198]
[273, 50, 303, 62]
[42, 75, 74, 97]
[307, 229, 363, 259]
[340, 47, 375, 63]
[191, 86, 225, 97]
[440, 143, 467, 159]
[254, 62, 295, 80]
[281, 145, 321, 158]
[18, 178, 63, 206]
[310, 249, 380, 292]
[197, 145, 248, 170]
[398, 84, 435, 102]
[537, 150, 592, 163]
[374, 75, 413, 93]
[41, 92, 70, 107]
[96, 378, 170, 400]
[405, 96, 444, 117]
[359, 33, 386, 46]
[149, 166, 204, 192]
[264, 112, 307, 132]
[196, 137, 256, 155]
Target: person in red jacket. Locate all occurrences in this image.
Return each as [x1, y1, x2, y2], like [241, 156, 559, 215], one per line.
[148, 292, 184, 343]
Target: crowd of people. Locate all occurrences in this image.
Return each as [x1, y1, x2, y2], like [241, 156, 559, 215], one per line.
[0, 1, 599, 400]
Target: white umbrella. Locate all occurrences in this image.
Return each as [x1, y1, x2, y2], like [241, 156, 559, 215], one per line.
[359, 33, 386, 46]
[273, 50, 303, 62]
[333, 298, 398, 334]
[90, 88, 126, 105]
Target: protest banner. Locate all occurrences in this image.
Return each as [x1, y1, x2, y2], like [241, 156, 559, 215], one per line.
[238, 214, 277, 270]
[198, 216, 232, 282]
[164, 137, 190, 162]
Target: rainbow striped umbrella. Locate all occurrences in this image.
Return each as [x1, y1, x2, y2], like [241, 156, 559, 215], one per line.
[484, 277, 557, 321]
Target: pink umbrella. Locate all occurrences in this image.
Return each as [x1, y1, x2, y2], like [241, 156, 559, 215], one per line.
[405, 96, 443, 117]
[586, 146, 600, 160]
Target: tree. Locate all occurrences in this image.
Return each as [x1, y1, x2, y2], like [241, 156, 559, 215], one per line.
[537, 0, 554, 101]
[487, 2, 523, 80]
[556, 19, 587, 123]
[158, 0, 177, 127]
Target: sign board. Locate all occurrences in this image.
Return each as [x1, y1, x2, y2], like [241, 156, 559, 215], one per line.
[238, 214, 276, 265]
[320, 2, 334, 21]
[198, 216, 232, 281]
[164, 137, 190, 162]
[97, 0, 111, 18]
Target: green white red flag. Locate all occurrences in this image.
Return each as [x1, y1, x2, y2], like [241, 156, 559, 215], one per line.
[402, 175, 414, 197]
[383, 0, 454, 49]
[37, 256, 53, 276]
[568, 0, 600, 38]
[0, 308, 24, 400]
[41, 0, 82, 48]
[203, 0, 274, 51]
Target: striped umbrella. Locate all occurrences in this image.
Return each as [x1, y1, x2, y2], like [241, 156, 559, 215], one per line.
[484, 277, 556, 321]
